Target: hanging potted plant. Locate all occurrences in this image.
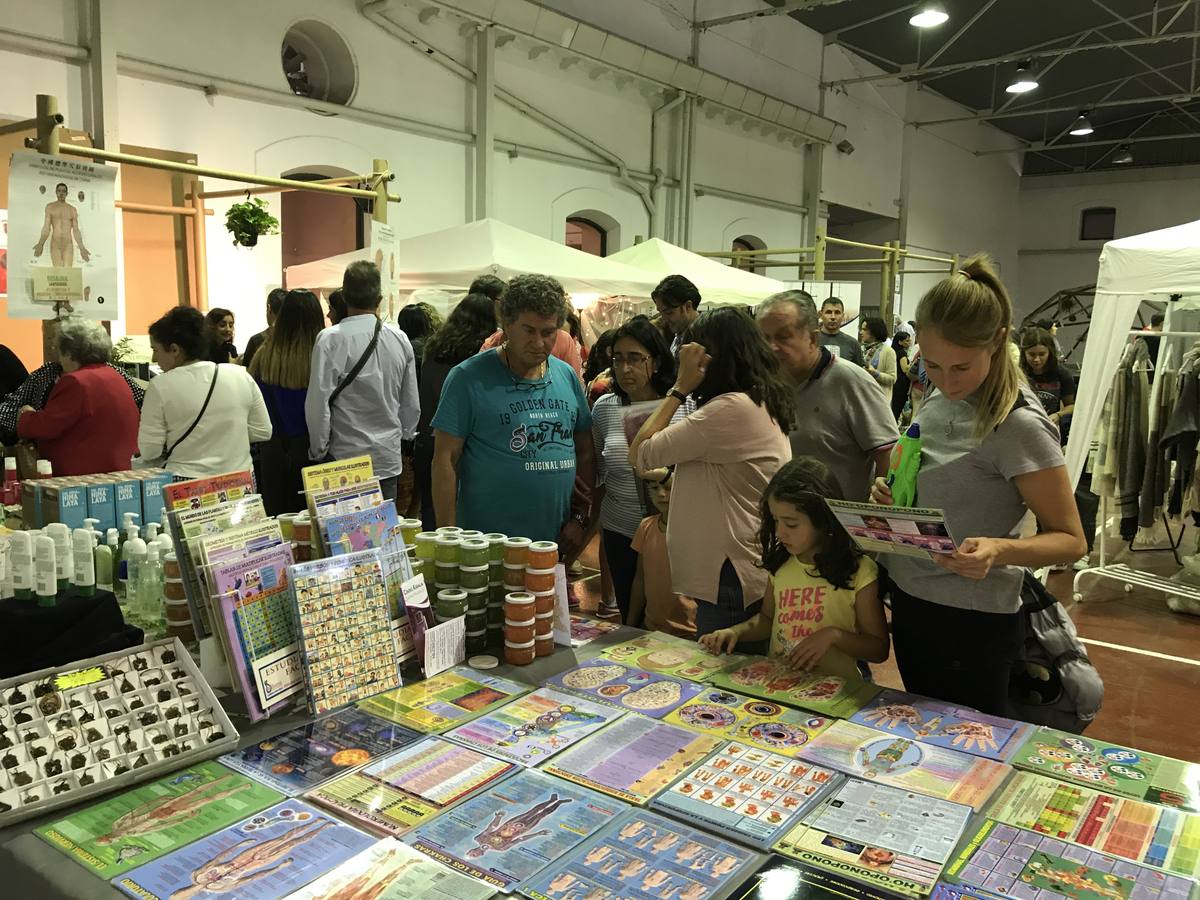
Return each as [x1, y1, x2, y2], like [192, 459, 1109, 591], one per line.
[225, 198, 280, 247]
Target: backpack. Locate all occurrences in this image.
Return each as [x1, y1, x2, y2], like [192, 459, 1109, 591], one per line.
[1008, 570, 1104, 732]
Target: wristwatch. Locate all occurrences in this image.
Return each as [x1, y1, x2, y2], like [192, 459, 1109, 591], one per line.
[668, 388, 688, 404]
[572, 511, 590, 529]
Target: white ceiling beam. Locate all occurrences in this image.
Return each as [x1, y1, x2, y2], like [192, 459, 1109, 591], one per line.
[696, 0, 853, 31]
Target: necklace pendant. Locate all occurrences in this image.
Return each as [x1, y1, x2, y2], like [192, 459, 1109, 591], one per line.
[945, 420, 954, 437]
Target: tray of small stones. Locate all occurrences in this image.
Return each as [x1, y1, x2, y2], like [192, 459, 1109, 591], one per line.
[0, 636, 237, 826]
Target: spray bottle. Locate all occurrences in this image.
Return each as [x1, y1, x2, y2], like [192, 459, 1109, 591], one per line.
[886, 423, 923, 508]
[73, 528, 96, 598]
[34, 535, 57, 607]
[97, 528, 119, 593]
[11, 531, 33, 602]
[136, 542, 164, 622]
[45, 522, 72, 592]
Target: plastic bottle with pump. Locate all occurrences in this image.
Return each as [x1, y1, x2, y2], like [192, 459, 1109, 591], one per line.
[84, 518, 101, 547]
[97, 528, 119, 593]
[45, 522, 72, 591]
[117, 513, 141, 592]
[122, 532, 148, 608]
[136, 542, 164, 624]
[11, 531, 34, 602]
[73, 528, 96, 597]
[34, 535, 57, 607]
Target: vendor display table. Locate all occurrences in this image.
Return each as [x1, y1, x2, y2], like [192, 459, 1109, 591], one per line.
[0, 623, 641, 899]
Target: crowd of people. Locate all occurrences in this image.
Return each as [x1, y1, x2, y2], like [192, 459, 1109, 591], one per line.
[0, 255, 1088, 717]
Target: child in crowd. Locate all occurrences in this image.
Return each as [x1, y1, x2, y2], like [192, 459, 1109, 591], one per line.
[628, 467, 696, 638]
[700, 457, 889, 678]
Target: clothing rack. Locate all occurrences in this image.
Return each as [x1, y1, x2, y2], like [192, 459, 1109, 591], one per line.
[1073, 308, 1200, 601]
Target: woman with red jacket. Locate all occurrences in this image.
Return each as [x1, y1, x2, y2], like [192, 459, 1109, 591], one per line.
[18, 317, 139, 475]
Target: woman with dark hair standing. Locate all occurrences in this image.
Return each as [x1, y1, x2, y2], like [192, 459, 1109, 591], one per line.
[872, 256, 1085, 715]
[414, 293, 497, 529]
[891, 330, 913, 420]
[629, 307, 793, 643]
[859, 317, 896, 395]
[583, 329, 617, 408]
[591, 316, 678, 622]
[249, 290, 325, 514]
[1020, 327, 1075, 441]
[206, 307, 239, 364]
[139, 307, 271, 478]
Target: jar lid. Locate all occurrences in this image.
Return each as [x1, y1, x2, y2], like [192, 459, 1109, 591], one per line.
[436, 560, 460, 568]
[529, 540, 559, 553]
[436, 589, 468, 602]
[504, 618, 536, 627]
[530, 589, 557, 597]
[525, 566, 557, 575]
[464, 586, 489, 594]
[484, 533, 508, 543]
[468, 654, 499, 669]
[436, 526, 463, 534]
[502, 561, 527, 571]
[503, 537, 532, 548]
[459, 530, 484, 539]
[460, 563, 490, 572]
[435, 535, 462, 546]
[535, 633, 554, 641]
[505, 639, 536, 649]
[415, 531, 440, 543]
[400, 518, 423, 528]
[461, 538, 489, 550]
[466, 629, 487, 637]
[503, 592, 535, 604]
[535, 610, 554, 618]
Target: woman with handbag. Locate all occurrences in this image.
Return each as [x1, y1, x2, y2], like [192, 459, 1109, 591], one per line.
[249, 290, 324, 515]
[138, 307, 272, 478]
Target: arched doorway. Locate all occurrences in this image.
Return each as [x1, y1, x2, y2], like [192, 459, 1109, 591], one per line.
[731, 234, 765, 275]
[566, 216, 607, 257]
[279, 166, 363, 271]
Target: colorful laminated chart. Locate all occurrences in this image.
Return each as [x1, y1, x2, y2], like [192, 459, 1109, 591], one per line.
[600, 634, 749, 681]
[521, 808, 765, 900]
[35, 761, 284, 881]
[849, 689, 1032, 763]
[777, 778, 973, 898]
[709, 657, 882, 719]
[407, 769, 626, 893]
[306, 737, 514, 838]
[357, 666, 531, 734]
[113, 799, 375, 900]
[290, 549, 400, 714]
[795, 720, 1010, 811]
[545, 659, 706, 718]
[651, 741, 842, 850]
[941, 818, 1199, 900]
[1012, 726, 1200, 812]
[569, 613, 621, 647]
[281, 837, 497, 900]
[662, 688, 834, 757]
[541, 715, 723, 805]
[986, 771, 1200, 878]
[729, 857, 907, 900]
[321, 502, 399, 555]
[446, 688, 623, 767]
[219, 708, 421, 795]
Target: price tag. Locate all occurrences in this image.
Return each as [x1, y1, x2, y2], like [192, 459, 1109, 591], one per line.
[54, 666, 106, 691]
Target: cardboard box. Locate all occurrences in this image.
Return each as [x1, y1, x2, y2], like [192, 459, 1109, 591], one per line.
[41, 480, 89, 530]
[84, 479, 116, 533]
[138, 470, 175, 527]
[113, 475, 142, 531]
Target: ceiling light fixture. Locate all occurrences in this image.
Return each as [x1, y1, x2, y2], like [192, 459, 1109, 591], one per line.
[1111, 145, 1134, 165]
[1069, 113, 1094, 136]
[909, 2, 949, 27]
[1005, 61, 1039, 94]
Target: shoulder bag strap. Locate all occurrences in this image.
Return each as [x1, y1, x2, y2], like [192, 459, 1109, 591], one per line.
[163, 365, 219, 463]
[328, 317, 382, 411]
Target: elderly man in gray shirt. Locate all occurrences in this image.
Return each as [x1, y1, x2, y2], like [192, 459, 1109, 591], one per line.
[758, 290, 897, 501]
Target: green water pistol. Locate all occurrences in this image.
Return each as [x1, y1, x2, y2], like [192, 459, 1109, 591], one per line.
[886, 423, 922, 507]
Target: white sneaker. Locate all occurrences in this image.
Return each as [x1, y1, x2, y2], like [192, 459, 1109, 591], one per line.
[1072, 556, 1092, 572]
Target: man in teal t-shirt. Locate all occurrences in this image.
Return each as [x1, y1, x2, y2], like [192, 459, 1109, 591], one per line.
[432, 274, 595, 559]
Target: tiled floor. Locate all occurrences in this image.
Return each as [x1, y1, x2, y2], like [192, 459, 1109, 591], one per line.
[571, 533, 1200, 763]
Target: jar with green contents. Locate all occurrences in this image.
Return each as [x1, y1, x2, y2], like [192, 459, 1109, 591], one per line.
[484, 533, 508, 562]
[465, 587, 488, 611]
[458, 530, 484, 541]
[466, 611, 487, 634]
[435, 588, 468, 621]
[434, 562, 460, 586]
[489, 581, 507, 604]
[414, 532, 439, 561]
[459, 539, 489, 567]
[434, 535, 461, 564]
[466, 629, 487, 654]
[486, 603, 504, 625]
[459, 564, 489, 590]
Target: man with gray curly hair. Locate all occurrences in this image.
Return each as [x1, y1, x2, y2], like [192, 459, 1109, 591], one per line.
[17, 316, 139, 475]
[432, 274, 595, 559]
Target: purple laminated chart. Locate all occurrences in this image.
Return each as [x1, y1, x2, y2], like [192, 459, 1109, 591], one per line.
[941, 818, 1197, 900]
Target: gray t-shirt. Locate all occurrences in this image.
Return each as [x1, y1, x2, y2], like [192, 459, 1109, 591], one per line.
[790, 350, 899, 501]
[818, 330, 864, 366]
[884, 382, 1065, 613]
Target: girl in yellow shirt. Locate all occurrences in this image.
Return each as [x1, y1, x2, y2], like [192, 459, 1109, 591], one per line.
[700, 457, 890, 679]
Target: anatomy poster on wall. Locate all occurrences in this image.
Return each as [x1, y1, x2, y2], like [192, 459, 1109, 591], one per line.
[7, 151, 118, 320]
[371, 219, 400, 322]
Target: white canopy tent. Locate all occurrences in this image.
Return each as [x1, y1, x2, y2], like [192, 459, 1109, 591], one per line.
[284, 218, 661, 317]
[1065, 220, 1200, 490]
[607, 238, 787, 306]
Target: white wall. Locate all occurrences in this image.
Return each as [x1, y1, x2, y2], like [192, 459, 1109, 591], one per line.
[1017, 165, 1200, 321]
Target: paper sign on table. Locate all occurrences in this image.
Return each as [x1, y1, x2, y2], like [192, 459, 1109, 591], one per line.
[424, 616, 466, 678]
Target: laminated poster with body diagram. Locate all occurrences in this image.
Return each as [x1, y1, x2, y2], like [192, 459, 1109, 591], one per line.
[305, 736, 515, 838]
[34, 760, 284, 881]
[774, 777, 974, 899]
[356, 665, 532, 733]
[219, 707, 421, 795]
[986, 770, 1200, 879]
[1011, 726, 1200, 812]
[280, 837, 497, 900]
[599, 633, 749, 681]
[407, 768, 626, 893]
[113, 798, 374, 900]
[708, 657, 882, 719]
[826, 498, 958, 560]
[445, 688, 623, 767]
[521, 807, 764, 900]
[541, 714, 724, 806]
[849, 688, 1032, 763]
[794, 720, 1010, 811]
[662, 687, 834, 758]
[939, 817, 1199, 900]
[650, 741, 842, 850]
[544, 659, 706, 718]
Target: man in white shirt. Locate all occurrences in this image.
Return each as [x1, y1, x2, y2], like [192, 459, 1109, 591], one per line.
[305, 261, 420, 502]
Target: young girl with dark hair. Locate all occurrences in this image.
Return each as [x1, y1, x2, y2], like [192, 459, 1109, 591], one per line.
[700, 457, 889, 677]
